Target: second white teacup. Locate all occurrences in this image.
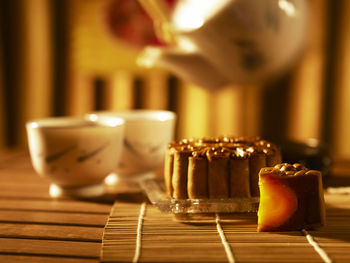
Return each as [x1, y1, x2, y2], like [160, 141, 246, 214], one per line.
[86, 110, 176, 177]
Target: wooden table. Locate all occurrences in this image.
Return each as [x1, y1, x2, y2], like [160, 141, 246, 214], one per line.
[1, 151, 350, 263]
[0, 151, 113, 263]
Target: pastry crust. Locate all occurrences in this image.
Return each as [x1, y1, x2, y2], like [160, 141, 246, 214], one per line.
[164, 148, 175, 197]
[164, 136, 281, 200]
[172, 149, 191, 199]
[207, 151, 230, 199]
[187, 156, 208, 199]
[249, 151, 266, 197]
[229, 155, 250, 198]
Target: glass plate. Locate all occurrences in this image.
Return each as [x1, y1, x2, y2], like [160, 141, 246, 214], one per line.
[140, 178, 260, 214]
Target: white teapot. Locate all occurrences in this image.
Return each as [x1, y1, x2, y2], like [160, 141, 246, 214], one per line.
[137, 0, 309, 88]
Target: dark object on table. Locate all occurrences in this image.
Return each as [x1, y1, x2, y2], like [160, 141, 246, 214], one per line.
[276, 139, 331, 179]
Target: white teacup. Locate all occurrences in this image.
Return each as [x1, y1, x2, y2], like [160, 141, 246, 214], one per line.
[26, 116, 125, 198]
[86, 110, 176, 180]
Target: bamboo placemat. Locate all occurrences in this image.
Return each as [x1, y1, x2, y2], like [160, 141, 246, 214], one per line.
[101, 192, 350, 263]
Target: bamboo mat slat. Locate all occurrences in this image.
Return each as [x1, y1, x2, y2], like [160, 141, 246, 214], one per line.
[0, 210, 108, 226]
[0, 223, 104, 242]
[0, 184, 52, 199]
[101, 193, 350, 263]
[0, 169, 50, 184]
[0, 151, 33, 170]
[0, 199, 111, 214]
[0, 150, 27, 164]
[0, 255, 99, 263]
[0, 238, 101, 258]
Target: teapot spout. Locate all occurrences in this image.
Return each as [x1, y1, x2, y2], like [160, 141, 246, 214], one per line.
[137, 47, 230, 89]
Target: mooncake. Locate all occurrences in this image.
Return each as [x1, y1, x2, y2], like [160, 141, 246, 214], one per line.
[164, 136, 282, 199]
[258, 163, 326, 232]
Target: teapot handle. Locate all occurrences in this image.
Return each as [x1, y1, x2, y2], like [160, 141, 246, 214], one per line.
[138, 0, 175, 44]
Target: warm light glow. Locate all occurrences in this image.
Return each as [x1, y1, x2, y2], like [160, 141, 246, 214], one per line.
[29, 122, 39, 129]
[246, 147, 254, 153]
[177, 37, 198, 52]
[49, 184, 62, 198]
[305, 138, 319, 148]
[172, 0, 228, 31]
[278, 0, 296, 17]
[104, 173, 119, 185]
[174, 12, 203, 31]
[236, 147, 245, 158]
[88, 114, 98, 122]
[106, 118, 124, 127]
[157, 112, 172, 122]
[137, 47, 162, 68]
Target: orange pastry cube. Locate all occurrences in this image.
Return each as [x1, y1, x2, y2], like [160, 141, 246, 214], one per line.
[258, 163, 326, 232]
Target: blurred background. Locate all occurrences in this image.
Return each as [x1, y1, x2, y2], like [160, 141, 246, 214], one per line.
[0, 0, 350, 163]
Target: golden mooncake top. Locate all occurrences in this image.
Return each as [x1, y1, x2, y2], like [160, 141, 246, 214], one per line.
[260, 163, 321, 177]
[167, 136, 280, 159]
